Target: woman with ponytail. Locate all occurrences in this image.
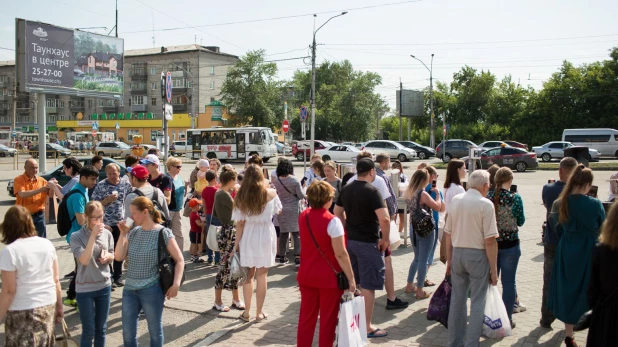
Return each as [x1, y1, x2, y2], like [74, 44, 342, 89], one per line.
[486, 167, 525, 328]
[116, 197, 184, 347]
[548, 164, 605, 347]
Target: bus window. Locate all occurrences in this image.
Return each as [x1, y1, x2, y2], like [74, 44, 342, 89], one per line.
[249, 132, 263, 145]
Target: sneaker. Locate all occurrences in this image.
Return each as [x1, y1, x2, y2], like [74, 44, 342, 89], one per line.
[206, 259, 214, 266]
[64, 271, 75, 279]
[194, 257, 205, 264]
[114, 279, 125, 287]
[63, 298, 77, 307]
[513, 301, 527, 313]
[386, 297, 409, 310]
[112, 282, 118, 289]
[294, 258, 300, 268]
[275, 255, 282, 263]
[280, 257, 289, 265]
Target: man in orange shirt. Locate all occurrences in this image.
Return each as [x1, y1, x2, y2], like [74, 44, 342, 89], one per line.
[14, 158, 53, 237]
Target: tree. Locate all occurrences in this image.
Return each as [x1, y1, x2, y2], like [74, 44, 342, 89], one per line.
[220, 50, 284, 128]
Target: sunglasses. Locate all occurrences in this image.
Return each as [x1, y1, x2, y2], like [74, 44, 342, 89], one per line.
[175, 165, 182, 169]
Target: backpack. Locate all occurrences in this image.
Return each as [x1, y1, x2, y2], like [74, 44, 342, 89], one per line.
[57, 190, 86, 237]
[166, 173, 177, 211]
[133, 188, 169, 227]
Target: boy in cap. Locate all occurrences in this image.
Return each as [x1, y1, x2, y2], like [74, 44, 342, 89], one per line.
[189, 198, 206, 263]
[141, 154, 172, 205]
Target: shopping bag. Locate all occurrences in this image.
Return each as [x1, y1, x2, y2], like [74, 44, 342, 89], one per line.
[482, 285, 512, 339]
[230, 251, 246, 282]
[427, 276, 451, 328]
[389, 221, 402, 251]
[336, 295, 368, 347]
[206, 224, 220, 252]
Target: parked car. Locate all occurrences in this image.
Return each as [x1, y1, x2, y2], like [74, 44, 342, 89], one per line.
[531, 141, 601, 162]
[95, 141, 132, 158]
[465, 146, 538, 172]
[30, 143, 72, 158]
[362, 140, 416, 162]
[478, 141, 511, 151]
[0, 144, 17, 157]
[171, 140, 189, 156]
[7, 157, 126, 197]
[316, 145, 363, 162]
[436, 139, 478, 163]
[275, 142, 292, 154]
[292, 140, 329, 161]
[397, 141, 436, 160]
[504, 140, 528, 151]
[354, 143, 365, 149]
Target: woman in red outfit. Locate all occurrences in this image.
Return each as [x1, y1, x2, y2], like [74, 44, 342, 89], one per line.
[297, 181, 356, 347]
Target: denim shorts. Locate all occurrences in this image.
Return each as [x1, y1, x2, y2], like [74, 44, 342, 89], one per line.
[346, 239, 385, 291]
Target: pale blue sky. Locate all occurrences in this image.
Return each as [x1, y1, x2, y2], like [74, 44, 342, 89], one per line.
[2, 0, 617, 109]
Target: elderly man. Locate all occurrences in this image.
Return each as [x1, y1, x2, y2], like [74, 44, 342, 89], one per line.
[14, 158, 53, 237]
[92, 163, 133, 287]
[444, 170, 498, 347]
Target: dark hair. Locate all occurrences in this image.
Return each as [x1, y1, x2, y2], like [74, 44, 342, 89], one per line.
[234, 165, 267, 216]
[125, 154, 139, 167]
[220, 166, 237, 185]
[205, 170, 217, 182]
[492, 167, 514, 215]
[62, 157, 82, 177]
[600, 201, 618, 249]
[276, 159, 295, 177]
[444, 159, 464, 189]
[312, 160, 325, 177]
[247, 154, 263, 167]
[91, 155, 103, 166]
[341, 172, 355, 187]
[79, 165, 99, 179]
[147, 148, 158, 155]
[237, 174, 243, 182]
[375, 153, 390, 164]
[307, 180, 335, 208]
[0, 206, 37, 244]
[487, 164, 500, 189]
[557, 164, 594, 224]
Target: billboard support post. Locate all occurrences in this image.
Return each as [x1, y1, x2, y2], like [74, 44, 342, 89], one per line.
[37, 93, 46, 172]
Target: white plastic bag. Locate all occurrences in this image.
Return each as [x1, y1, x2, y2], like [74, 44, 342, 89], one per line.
[482, 286, 512, 339]
[206, 224, 220, 252]
[388, 221, 402, 251]
[230, 251, 246, 282]
[336, 295, 368, 347]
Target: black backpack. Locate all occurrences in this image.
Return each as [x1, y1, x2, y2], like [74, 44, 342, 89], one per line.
[57, 190, 86, 237]
[166, 173, 177, 211]
[133, 188, 169, 227]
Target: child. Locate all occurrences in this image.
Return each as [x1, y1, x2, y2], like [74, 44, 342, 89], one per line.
[188, 198, 205, 263]
[195, 170, 208, 196]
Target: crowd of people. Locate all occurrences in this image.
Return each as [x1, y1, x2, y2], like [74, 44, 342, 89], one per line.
[0, 148, 617, 347]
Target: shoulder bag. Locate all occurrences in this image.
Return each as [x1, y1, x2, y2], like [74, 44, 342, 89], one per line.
[412, 190, 435, 238]
[575, 286, 618, 331]
[206, 192, 221, 252]
[305, 214, 349, 290]
[158, 227, 186, 294]
[278, 176, 303, 213]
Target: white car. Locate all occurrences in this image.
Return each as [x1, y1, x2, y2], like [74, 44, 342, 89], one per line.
[316, 145, 362, 162]
[362, 140, 416, 162]
[532, 141, 600, 162]
[478, 141, 511, 151]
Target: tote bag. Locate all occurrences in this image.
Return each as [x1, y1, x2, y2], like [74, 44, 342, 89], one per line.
[336, 295, 368, 347]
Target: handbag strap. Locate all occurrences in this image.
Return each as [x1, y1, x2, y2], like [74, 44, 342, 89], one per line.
[305, 213, 338, 275]
[61, 318, 72, 338]
[157, 228, 167, 263]
[278, 176, 300, 200]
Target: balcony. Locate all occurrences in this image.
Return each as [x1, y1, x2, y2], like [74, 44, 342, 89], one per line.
[0, 108, 7, 115]
[46, 107, 57, 113]
[0, 79, 8, 88]
[131, 104, 147, 112]
[130, 86, 147, 95]
[103, 104, 118, 113]
[70, 102, 85, 112]
[172, 86, 187, 93]
[172, 103, 187, 112]
[130, 63, 148, 80]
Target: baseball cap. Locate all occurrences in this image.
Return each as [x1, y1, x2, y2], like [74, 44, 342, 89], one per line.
[139, 154, 160, 166]
[356, 158, 376, 174]
[130, 165, 150, 180]
[126, 167, 133, 174]
[188, 198, 200, 208]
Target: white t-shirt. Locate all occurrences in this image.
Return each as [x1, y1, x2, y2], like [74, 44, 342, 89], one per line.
[327, 217, 345, 238]
[347, 174, 392, 200]
[0, 237, 58, 310]
[444, 183, 466, 213]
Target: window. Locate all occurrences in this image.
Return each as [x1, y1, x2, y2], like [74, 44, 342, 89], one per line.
[209, 66, 215, 75]
[151, 67, 157, 75]
[88, 100, 93, 108]
[119, 99, 124, 106]
[0, 116, 5, 123]
[501, 148, 520, 155]
[127, 130, 140, 141]
[564, 134, 611, 143]
[151, 82, 156, 90]
[59, 101, 65, 108]
[0, 76, 8, 83]
[548, 143, 563, 149]
[210, 97, 215, 102]
[151, 130, 163, 141]
[106, 100, 114, 106]
[151, 98, 157, 106]
[46, 98, 59, 107]
[131, 82, 146, 91]
[485, 149, 500, 156]
[98, 100, 103, 107]
[172, 78, 186, 88]
[59, 115, 66, 121]
[187, 81, 193, 88]
[131, 96, 145, 105]
[1, 88, 6, 95]
[48, 114, 57, 122]
[7, 89, 12, 96]
[128, 98, 131, 106]
[209, 81, 215, 90]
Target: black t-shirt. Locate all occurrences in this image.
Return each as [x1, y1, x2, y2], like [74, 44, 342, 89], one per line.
[336, 180, 386, 243]
[149, 173, 174, 207]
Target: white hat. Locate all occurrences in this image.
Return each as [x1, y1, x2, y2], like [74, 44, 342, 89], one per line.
[139, 154, 160, 166]
[198, 159, 210, 168]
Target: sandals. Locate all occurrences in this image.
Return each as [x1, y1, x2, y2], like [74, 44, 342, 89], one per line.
[404, 285, 417, 293]
[367, 328, 388, 338]
[231, 300, 245, 310]
[213, 303, 230, 312]
[239, 312, 251, 322]
[424, 279, 436, 287]
[415, 291, 432, 300]
[256, 312, 268, 322]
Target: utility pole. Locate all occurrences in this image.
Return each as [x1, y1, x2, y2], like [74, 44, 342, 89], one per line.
[399, 79, 403, 141]
[411, 53, 435, 148]
[11, 83, 16, 147]
[115, 0, 118, 37]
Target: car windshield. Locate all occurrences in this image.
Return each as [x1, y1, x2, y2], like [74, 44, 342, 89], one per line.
[43, 164, 64, 175]
[117, 142, 130, 149]
[49, 144, 63, 150]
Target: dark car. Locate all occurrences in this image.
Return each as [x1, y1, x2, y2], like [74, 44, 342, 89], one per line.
[30, 143, 72, 158]
[436, 139, 477, 163]
[7, 158, 126, 197]
[504, 140, 528, 151]
[466, 146, 538, 172]
[397, 141, 436, 160]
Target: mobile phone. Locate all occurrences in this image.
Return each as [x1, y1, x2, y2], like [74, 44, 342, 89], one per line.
[510, 184, 518, 193]
[432, 180, 437, 188]
[462, 181, 468, 190]
[548, 179, 555, 184]
[588, 185, 598, 198]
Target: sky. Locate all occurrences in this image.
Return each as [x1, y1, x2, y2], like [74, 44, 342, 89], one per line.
[2, 0, 617, 111]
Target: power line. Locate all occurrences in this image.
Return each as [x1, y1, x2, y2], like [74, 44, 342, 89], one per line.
[121, 0, 423, 34]
[0, 47, 14, 51]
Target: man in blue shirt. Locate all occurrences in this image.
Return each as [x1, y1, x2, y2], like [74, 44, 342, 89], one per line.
[540, 157, 577, 328]
[64, 165, 99, 307]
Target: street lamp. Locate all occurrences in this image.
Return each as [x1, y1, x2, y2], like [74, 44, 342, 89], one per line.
[410, 54, 436, 149]
[309, 11, 347, 155]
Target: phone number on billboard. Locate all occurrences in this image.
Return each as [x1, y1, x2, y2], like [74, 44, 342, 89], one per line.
[31, 68, 63, 77]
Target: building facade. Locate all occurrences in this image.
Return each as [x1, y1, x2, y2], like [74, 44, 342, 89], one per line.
[0, 44, 238, 144]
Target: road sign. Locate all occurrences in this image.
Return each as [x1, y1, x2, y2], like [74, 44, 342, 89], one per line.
[34, 124, 38, 131]
[282, 120, 290, 133]
[164, 103, 173, 121]
[92, 130, 97, 137]
[166, 72, 172, 104]
[299, 106, 308, 123]
[11, 132, 16, 138]
[115, 123, 120, 130]
[91, 122, 98, 130]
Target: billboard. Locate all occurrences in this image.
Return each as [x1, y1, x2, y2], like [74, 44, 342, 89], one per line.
[16, 18, 124, 98]
[396, 89, 424, 117]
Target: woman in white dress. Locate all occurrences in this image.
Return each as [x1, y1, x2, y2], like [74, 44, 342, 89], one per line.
[233, 164, 282, 323]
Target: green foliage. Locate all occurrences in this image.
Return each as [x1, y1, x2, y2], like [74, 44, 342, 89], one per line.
[74, 33, 120, 60]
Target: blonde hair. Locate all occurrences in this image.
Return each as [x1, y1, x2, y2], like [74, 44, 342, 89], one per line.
[166, 157, 181, 169]
[0, 206, 36, 244]
[234, 164, 267, 216]
[85, 201, 105, 230]
[557, 164, 593, 224]
[600, 202, 618, 249]
[404, 169, 429, 200]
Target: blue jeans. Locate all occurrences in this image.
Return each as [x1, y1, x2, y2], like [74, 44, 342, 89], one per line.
[205, 214, 221, 262]
[407, 228, 436, 287]
[32, 211, 46, 238]
[427, 224, 439, 266]
[497, 244, 521, 320]
[76, 286, 112, 347]
[122, 283, 165, 347]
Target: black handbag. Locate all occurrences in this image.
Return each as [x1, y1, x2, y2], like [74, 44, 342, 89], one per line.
[412, 190, 435, 238]
[574, 286, 618, 331]
[305, 214, 349, 290]
[157, 228, 185, 293]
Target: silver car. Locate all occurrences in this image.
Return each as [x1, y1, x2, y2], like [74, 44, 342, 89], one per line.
[95, 141, 132, 158]
[362, 140, 416, 162]
[532, 141, 600, 162]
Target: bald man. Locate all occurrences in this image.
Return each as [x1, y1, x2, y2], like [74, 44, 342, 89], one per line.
[14, 159, 55, 237]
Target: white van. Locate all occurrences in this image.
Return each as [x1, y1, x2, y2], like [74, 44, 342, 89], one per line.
[562, 128, 618, 157]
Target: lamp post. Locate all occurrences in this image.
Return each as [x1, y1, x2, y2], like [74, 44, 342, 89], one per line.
[410, 54, 436, 148]
[309, 11, 347, 155]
